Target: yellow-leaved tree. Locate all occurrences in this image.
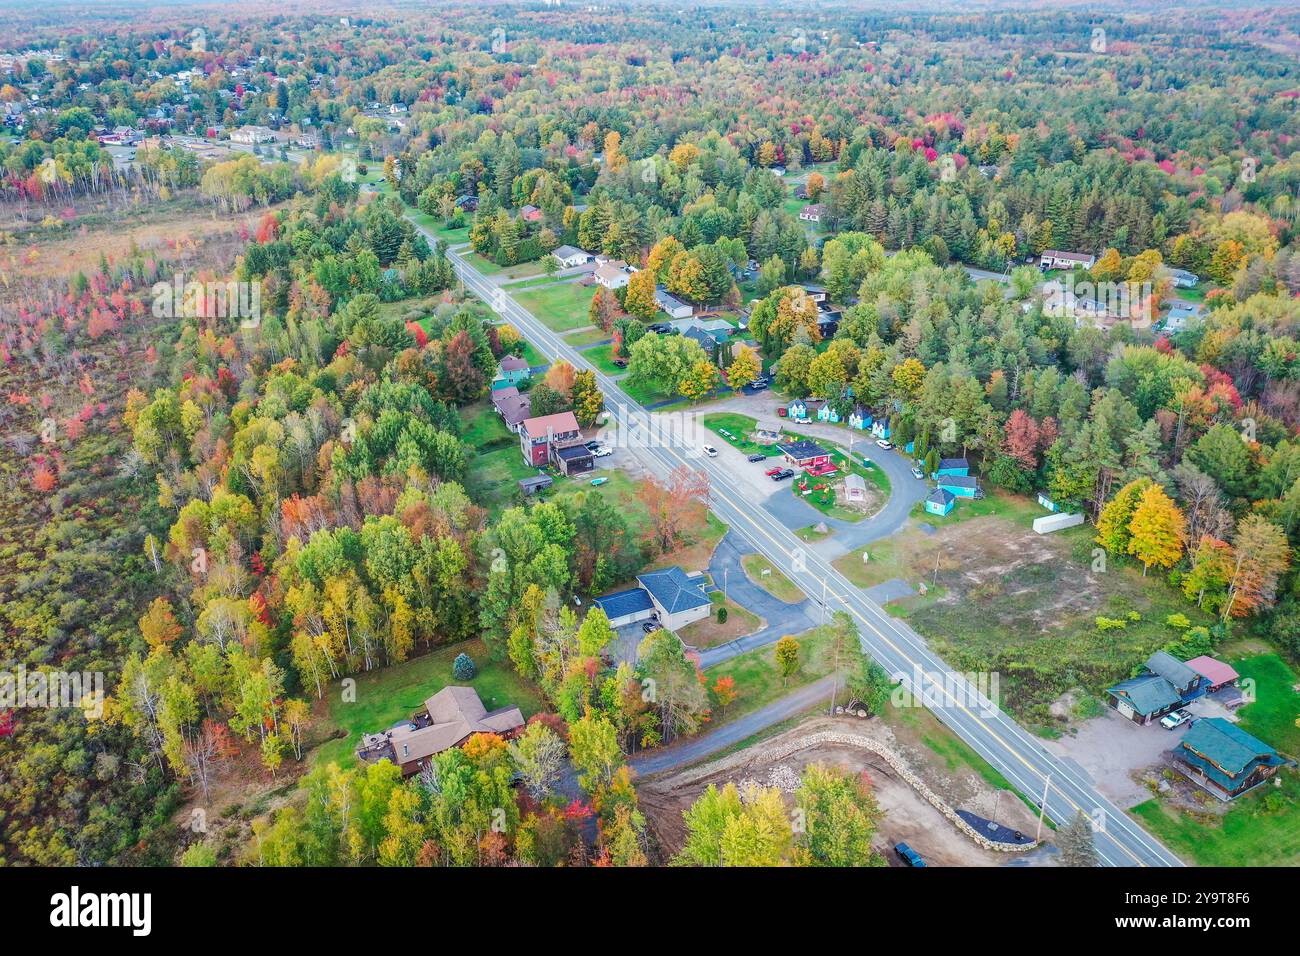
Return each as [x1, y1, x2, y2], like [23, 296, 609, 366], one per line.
[1126, 483, 1187, 575]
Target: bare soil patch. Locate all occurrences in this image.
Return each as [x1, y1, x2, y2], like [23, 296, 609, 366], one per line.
[637, 715, 1038, 866]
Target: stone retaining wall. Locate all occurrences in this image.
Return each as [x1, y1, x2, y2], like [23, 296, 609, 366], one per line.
[670, 725, 1038, 854]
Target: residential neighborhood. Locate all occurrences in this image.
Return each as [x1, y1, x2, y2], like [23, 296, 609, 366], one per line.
[3, 0, 1299, 918]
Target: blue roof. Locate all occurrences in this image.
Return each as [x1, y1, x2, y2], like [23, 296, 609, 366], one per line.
[938, 475, 979, 489]
[594, 587, 655, 620]
[1175, 718, 1285, 792]
[927, 488, 955, 505]
[938, 457, 969, 470]
[638, 567, 712, 614]
[1107, 674, 1181, 716]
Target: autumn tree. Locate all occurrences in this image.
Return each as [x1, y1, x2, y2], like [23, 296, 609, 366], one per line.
[1126, 483, 1186, 574]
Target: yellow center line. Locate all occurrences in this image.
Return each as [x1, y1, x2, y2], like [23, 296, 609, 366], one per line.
[446, 244, 1157, 866]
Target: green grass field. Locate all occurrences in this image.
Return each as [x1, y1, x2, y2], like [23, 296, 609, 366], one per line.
[583, 343, 627, 375]
[707, 625, 838, 724]
[467, 252, 549, 281]
[740, 553, 806, 603]
[311, 639, 547, 770]
[460, 399, 516, 452]
[513, 280, 596, 332]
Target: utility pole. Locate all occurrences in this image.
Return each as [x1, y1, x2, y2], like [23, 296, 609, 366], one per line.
[1035, 773, 1052, 842]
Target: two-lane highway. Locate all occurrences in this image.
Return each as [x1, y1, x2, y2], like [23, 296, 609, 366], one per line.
[429, 235, 1183, 867]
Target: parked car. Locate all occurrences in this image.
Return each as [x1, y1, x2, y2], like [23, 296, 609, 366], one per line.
[585, 440, 604, 451]
[911, 464, 925, 479]
[747, 453, 767, 463]
[744, 379, 769, 393]
[613, 358, 628, 369]
[894, 843, 926, 867]
[1159, 709, 1193, 730]
[765, 466, 784, 476]
[770, 468, 795, 481]
[591, 446, 613, 458]
[876, 439, 894, 450]
[641, 620, 659, 634]
[702, 444, 718, 458]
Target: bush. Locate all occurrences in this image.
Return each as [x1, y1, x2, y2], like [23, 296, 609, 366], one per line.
[717, 606, 728, 623]
[452, 653, 477, 681]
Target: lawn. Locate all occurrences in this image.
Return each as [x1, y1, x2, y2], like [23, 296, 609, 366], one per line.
[1131, 773, 1300, 867]
[678, 592, 763, 649]
[467, 253, 549, 281]
[465, 445, 537, 517]
[563, 325, 613, 347]
[460, 399, 516, 452]
[701, 412, 785, 456]
[1231, 653, 1300, 756]
[311, 639, 547, 770]
[619, 375, 675, 407]
[583, 343, 627, 375]
[907, 488, 1042, 525]
[513, 281, 597, 332]
[740, 553, 806, 603]
[707, 624, 839, 724]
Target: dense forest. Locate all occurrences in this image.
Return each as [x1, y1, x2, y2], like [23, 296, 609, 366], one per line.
[3, 1, 1300, 867]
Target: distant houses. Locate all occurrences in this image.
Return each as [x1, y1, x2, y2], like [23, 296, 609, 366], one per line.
[655, 286, 694, 319]
[355, 685, 526, 777]
[552, 245, 593, 268]
[594, 262, 631, 290]
[1039, 249, 1097, 271]
[230, 124, 276, 145]
[1167, 268, 1199, 288]
[799, 203, 826, 223]
[1163, 300, 1203, 333]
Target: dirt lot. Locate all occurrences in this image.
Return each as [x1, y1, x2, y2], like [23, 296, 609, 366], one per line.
[835, 506, 1213, 721]
[637, 715, 1041, 866]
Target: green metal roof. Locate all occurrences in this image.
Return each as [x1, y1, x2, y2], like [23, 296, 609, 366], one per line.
[1179, 718, 1281, 777]
[1106, 674, 1181, 716]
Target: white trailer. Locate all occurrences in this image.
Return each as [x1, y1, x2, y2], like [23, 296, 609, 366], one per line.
[1032, 512, 1084, 534]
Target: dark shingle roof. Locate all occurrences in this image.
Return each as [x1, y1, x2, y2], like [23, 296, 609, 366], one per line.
[937, 475, 978, 490]
[594, 587, 655, 621]
[927, 488, 955, 506]
[1146, 651, 1199, 694]
[638, 567, 711, 614]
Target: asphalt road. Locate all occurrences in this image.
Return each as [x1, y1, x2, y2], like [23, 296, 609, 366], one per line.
[629, 676, 837, 776]
[423, 233, 1183, 868]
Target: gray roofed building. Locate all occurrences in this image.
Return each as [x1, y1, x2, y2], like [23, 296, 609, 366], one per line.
[1145, 650, 1202, 697]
